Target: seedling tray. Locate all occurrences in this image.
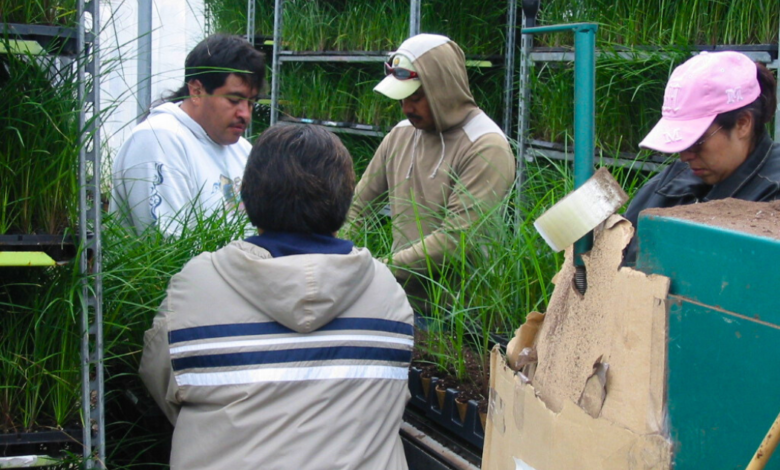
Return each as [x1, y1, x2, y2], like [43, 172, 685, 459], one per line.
[408, 367, 485, 449]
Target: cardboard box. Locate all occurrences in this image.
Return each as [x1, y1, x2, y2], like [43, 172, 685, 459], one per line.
[482, 216, 673, 470]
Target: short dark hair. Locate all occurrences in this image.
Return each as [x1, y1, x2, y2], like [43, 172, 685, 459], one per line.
[166, 34, 266, 102]
[714, 61, 778, 142]
[241, 124, 355, 234]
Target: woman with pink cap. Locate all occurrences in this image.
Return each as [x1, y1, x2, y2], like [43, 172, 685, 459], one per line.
[622, 50, 779, 264]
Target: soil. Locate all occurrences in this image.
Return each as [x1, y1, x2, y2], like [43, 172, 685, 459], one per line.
[411, 329, 490, 410]
[643, 198, 780, 240]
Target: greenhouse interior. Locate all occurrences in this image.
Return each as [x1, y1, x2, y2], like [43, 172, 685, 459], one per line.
[1, 0, 779, 468]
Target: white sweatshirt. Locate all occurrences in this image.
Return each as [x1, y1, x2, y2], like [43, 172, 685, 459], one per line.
[110, 102, 251, 235]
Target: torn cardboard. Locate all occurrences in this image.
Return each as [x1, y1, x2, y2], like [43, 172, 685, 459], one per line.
[482, 215, 673, 470]
[483, 348, 672, 470]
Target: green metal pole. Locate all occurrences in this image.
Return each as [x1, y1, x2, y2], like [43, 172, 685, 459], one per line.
[521, 23, 597, 292]
[572, 24, 597, 265]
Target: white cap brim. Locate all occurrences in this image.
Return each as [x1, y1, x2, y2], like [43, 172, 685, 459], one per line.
[639, 114, 717, 153]
[374, 74, 421, 100]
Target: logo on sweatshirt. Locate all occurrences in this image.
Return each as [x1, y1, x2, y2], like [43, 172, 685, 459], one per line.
[149, 163, 164, 221]
[219, 174, 243, 209]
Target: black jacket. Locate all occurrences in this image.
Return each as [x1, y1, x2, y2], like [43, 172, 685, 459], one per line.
[623, 133, 780, 265]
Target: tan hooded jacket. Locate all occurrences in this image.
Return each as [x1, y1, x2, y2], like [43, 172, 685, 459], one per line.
[139, 240, 414, 469]
[349, 34, 515, 288]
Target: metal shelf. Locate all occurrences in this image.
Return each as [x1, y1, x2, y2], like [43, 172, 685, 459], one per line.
[528, 43, 778, 64]
[0, 428, 82, 469]
[0, 234, 78, 266]
[277, 50, 502, 67]
[525, 139, 670, 173]
[0, 4, 105, 467]
[278, 51, 390, 63]
[516, 26, 780, 168]
[0, 23, 87, 56]
[267, 0, 519, 135]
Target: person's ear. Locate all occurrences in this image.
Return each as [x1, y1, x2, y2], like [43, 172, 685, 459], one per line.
[187, 80, 205, 103]
[735, 112, 754, 140]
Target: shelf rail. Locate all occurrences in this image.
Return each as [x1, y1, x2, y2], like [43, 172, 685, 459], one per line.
[77, 0, 104, 467]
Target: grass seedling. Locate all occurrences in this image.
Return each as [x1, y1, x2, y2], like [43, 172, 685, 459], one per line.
[536, 0, 778, 47]
[204, 0, 275, 36]
[0, 0, 78, 26]
[0, 37, 83, 235]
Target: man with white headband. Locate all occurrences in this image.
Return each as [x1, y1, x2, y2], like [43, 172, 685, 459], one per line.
[348, 34, 515, 312]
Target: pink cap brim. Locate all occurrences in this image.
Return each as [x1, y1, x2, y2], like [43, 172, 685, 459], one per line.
[639, 114, 717, 153]
[374, 75, 421, 100]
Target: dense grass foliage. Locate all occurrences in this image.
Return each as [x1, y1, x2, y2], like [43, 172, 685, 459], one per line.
[421, 0, 507, 56]
[528, 51, 686, 154]
[0, 42, 81, 235]
[0, 0, 78, 26]
[0, 266, 82, 433]
[536, 0, 779, 47]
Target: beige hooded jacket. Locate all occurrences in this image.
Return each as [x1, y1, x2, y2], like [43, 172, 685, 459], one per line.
[349, 34, 515, 291]
[139, 240, 414, 469]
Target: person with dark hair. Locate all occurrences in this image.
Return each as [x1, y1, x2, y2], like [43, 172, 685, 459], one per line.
[110, 33, 266, 235]
[139, 124, 414, 470]
[623, 51, 780, 264]
[348, 34, 515, 311]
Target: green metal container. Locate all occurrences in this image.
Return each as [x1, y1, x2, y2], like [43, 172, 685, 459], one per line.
[636, 210, 780, 470]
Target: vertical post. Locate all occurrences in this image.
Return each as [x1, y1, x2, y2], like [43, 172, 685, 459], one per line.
[270, 0, 283, 125]
[78, 0, 104, 467]
[137, 0, 152, 122]
[521, 22, 597, 293]
[502, 0, 517, 136]
[515, 0, 539, 225]
[409, 0, 421, 37]
[245, 0, 256, 136]
[572, 24, 597, 265]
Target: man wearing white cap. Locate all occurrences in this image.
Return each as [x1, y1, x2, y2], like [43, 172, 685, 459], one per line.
[622, 50, 780, 264]
[348, 34, 515, 309]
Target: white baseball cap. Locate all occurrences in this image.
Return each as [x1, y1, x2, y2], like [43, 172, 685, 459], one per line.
[374, 53, 421, 100]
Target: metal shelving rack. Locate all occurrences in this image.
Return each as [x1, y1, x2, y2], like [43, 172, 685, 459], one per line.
[77, 0, 105, 466]
[0, 0, 104, 467]
[266, 0, 519, 139]
[515, 12, 780, 171]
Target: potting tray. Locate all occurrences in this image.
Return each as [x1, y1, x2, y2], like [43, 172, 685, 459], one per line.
[0, 428, 82, 459]
[0, 234, 78, 264]
[408, 367, 485, 449]
[0, 24, 83, 56]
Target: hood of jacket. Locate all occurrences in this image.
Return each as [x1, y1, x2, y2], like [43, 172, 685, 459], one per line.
[210, 240, 377, 333]
[149, 101, 219, 146]
[396, 34, 479, 133]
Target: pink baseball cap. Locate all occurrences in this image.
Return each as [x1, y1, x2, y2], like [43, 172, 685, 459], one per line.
[639, 51, 760, 153]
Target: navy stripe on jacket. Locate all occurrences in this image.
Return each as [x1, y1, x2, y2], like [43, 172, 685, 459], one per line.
[169, 318, 414, 344]
[172, 346, 412, 371]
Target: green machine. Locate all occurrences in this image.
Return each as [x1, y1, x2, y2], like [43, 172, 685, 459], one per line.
[636, 205, 780, 469]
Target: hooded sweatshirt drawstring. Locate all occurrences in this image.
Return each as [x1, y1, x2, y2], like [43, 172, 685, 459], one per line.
[406, 130, 447, 179]
[406, 129, 422, 179]
[430, 132, 446, 178]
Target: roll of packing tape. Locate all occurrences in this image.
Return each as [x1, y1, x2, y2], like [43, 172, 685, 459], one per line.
[534, 167, 628, 252]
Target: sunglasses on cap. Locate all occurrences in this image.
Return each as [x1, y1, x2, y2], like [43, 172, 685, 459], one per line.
[384, 62, 419, 80]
